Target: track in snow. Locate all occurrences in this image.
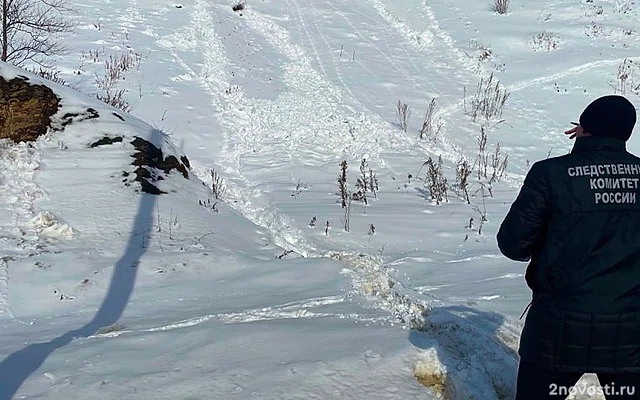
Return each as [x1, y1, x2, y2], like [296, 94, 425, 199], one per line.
[0, 141, 46, 323]
[87, 294, 391, 339]
[0, 258, 11, 319]
[155, 0, 444, 327]
[152, 3, 524, 399]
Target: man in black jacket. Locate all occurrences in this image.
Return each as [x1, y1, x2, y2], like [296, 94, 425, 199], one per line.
[497, 95, 640, 399]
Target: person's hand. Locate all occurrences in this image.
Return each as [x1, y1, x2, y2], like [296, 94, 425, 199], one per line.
[564, 122, 583, 139]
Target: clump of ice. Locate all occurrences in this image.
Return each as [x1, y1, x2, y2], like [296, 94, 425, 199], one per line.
[30, 211, 74, 239]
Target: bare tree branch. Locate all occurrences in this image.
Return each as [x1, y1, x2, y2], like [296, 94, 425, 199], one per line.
[1, 0, 75, 66]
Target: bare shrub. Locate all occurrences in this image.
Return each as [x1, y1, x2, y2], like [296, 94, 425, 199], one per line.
[338, 160, 349, 208]
[585, 21, 606, 37]
[530, 31, 559, 52]
[210, 167, 226, 199]
[615, 0, 634, 14]
[23, 66, 69, 86]
[198, 198, 218, 212]
[471, 185, 489, 235]
[182, 232, 215, 252]
[585, 4, 604, 17]
[95, 52, 142, 90]
[290, 179, 309, 199]
[97, 89, 131, 112]
[82, 47, 105, 64]
[1, 0, 75, 66]
[94, 51, 142, 112]
[276, 249, 294, 259]
[473, 125, 489, 180]
[232, 1, 245, 12]
[424, 156, 448, 205]
[455, 158, 472, 204]
[616, 59, 640, 95]
[224, 85, 243, 95]
[472, 124, 509, 188]
[621, 28, 635, 36]
[396, 100, 411, 132]
[369, 167, 379, 200]
[168, 208, 177, 240]
[418, 98, 443, 142]
[464, 73, 510, 122]
[491, 0, 510, 14]
[353, 159, 369, 205]
[342, 195, 352, 232]
[489, 143, 509, 184]
[615, 58, 633, 95]
[352, 158, 378, 204]
[336, 159, 376, 229]
[469, 39, 493, 62]
[95, 65, 117, 95]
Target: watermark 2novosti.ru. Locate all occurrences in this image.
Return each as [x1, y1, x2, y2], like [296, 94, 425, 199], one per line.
[550, 383, 636, 397]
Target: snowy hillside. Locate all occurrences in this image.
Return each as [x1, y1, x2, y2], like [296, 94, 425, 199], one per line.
[2, 0, 640, 398]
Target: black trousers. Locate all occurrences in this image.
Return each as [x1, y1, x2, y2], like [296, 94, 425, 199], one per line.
[515, 362, 640, 399]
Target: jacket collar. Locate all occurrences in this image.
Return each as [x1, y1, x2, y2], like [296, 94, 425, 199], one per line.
[570, 136, 627, 153]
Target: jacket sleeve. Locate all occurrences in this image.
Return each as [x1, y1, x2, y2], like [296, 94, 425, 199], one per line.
[497, 162, 548, 262]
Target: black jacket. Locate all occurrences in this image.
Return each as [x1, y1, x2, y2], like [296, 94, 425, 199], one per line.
[497, 136, 640, 373]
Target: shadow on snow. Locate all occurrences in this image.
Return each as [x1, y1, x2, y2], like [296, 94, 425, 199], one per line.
[0, 176, 157, 398]
[409, 305, 520, 399]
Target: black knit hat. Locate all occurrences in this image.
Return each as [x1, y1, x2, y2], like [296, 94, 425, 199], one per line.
[579, 95, 636, 141]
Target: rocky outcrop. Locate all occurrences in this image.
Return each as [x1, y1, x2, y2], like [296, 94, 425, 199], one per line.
[0, 76, 61, 142]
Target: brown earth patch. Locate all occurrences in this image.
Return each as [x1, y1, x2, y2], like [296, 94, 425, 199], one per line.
[130, 136, 190, 195]
[0, 75, 61, 142]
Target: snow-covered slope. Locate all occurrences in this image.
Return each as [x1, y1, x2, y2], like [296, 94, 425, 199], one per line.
[2, 0, 640, 398]
[0, 63, 428, 399]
